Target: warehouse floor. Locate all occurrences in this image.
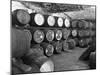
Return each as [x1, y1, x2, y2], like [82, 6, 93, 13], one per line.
[49, 47, 89, 72]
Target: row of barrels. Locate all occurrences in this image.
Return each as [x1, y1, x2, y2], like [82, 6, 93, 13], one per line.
[12, 9, 95, 30]
[31, 29, 69, 43]
[12, 9, 70, 28]
[29, 28, 95, 44]
[30, 37, 93, 57]
[71, 20, 96, 30]
[72, 29, 96, 38]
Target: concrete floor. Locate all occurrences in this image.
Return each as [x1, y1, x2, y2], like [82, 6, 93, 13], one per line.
[49, 47, 89, 72]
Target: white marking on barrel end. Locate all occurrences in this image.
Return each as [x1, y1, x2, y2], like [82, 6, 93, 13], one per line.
[64, 18, 70, 27]
[34, 13, 44, 26]
[57, 17, 63, 27]
[47, 16, 55, 26]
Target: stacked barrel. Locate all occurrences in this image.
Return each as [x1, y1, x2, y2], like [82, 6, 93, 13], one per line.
[71, 19, 96, 48]
[12, 9, 96, 57]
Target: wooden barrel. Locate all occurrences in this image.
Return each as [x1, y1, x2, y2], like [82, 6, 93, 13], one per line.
[78, 30, 85, 38]
[12, 9, 30, 27]
[63, 39, 76, 51]
[46, 29, 54, 42]
[45, 44, 54, 57]
[62, 40, 69, 51]
[33, 30, 44, 44]
[84, 30, 90, 37]
[77, 20, 84, 29]
[30, 13, 45, 27]
[77, 20, 89, 29]
[62, 28, 71, 40]
[57, 17, 64, 27]
[11, 28, 31, 58]
[71, 29, 77, 37]
[34, 13, 45, 26]
[71, 20, 78, 28]
[79, 39, 88, 48]
[47, 15, 56, 27]
[64, 18, 70, 28]
[67, 39, 76, 49]
[22, 47, 54, 72]
[55, 29, 62, 41]
[41, 42, 54, 57]
[31, 44, 44, 54]
[24, 29, 32, 41]
[52, 41, 62, 54]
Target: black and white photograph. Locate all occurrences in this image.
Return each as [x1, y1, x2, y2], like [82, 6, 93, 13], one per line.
[11, 0, 96, 75]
